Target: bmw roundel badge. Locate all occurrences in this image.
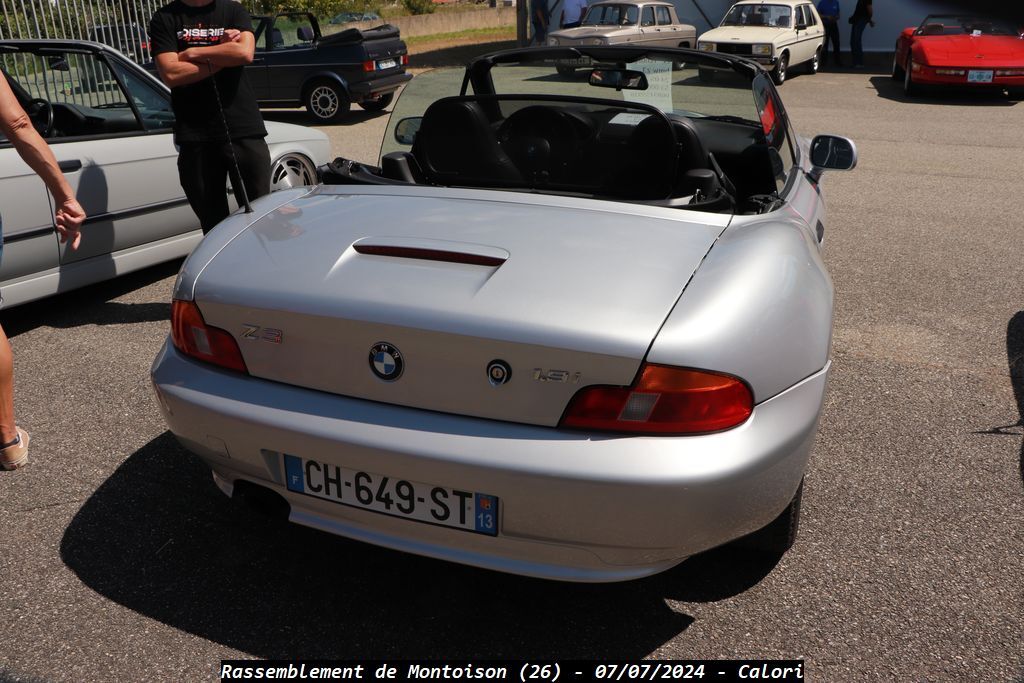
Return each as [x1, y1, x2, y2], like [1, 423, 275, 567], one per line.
[369, 342, 404, 381]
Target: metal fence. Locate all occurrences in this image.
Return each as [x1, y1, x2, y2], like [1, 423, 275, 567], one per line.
[0, 0, 190, 63]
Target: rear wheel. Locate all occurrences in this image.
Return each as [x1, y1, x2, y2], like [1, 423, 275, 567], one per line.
[807, 47, 821, 75]
[771, 52, 789, 85]
[733, 479, 804, 555]
[359, 92, 394, 112]
[305, 80, 350, 123]
[270, 153, 317, 192]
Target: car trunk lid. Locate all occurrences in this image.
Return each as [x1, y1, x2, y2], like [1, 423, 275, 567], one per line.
[192, 187, 726, 426]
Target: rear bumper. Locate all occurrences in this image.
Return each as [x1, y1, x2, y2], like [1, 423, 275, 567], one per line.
[348, 72, 413, 100]
[151, 340, 827, 582]
[912, 65, 1024, 87]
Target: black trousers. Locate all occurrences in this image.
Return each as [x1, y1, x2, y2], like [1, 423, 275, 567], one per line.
[822, 19, 842, 65]
[178, 136, 271, 234]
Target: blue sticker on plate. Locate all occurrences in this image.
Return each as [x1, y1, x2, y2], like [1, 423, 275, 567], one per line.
[284, 454, 304, 493]
[474, 493, 498, 535]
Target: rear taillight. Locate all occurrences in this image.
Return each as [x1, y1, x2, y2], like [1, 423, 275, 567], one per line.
[171, 300, 248, 373]
[560, 364, 753, 435]
[401, 54, 409, 65]
[362, 59, 375, 72]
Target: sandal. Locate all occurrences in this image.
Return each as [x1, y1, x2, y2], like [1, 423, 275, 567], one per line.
[0, 427, 30, 470]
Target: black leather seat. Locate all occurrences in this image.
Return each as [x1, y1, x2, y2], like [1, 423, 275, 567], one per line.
[411, 97, 522, 187]
[610, 114, 678, 200]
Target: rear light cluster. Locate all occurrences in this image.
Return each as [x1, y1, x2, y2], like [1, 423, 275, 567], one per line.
[560, 364, 753, 435]
[362, 54, 409, 72]
[996, 69, 1024, 76]
[171, 300, 248, 373]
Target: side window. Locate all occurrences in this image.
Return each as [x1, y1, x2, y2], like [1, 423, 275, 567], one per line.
[274, 16, 314, 48]
[641, 7, 655, 27]
[656, 6, 672, 25]
[806, 6, 818, 26]
[793, 6, 805, 26]
[753, 74, 797, 194]
[110, 61, 175, 131]
[0, 50, 143, 140]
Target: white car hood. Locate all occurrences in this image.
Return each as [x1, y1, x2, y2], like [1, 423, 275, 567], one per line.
[699, 26, 786, 44]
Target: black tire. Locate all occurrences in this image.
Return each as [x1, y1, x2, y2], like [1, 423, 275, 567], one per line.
[734, 479, 804, 555]
[305, 80, 351, 123]
[556, 65, 575, 77]
[359, 92, 394, 112]
[771, 52, 789, 85]
[903, 62, 919, 97]
[807, 47, 821, 75]
[891, 45, 905, 80]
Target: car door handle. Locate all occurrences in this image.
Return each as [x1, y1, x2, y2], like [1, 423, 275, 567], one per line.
[59, 160, 82, 172]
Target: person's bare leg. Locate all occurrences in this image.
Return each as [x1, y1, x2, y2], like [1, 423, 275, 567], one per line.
[0, 322, 19, 446]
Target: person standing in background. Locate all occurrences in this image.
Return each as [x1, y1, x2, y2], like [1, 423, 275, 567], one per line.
[849, 0, 874, 69]
[0, 72, 86, 470]
[560, 0, 588, 29]
[531, 0, 550, 43]
[816, 0, 842, 67]
[149, 0, 270, 234]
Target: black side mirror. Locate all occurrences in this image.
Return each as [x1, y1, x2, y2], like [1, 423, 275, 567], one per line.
[395, 117, 422, 145]
[808, 134, 857, 183]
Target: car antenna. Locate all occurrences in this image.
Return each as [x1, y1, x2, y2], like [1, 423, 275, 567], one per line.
[208, 62, 254, 214]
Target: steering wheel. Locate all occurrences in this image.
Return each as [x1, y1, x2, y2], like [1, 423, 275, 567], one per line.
[25, 98, 54, 138]
[497, 106, 586, 185]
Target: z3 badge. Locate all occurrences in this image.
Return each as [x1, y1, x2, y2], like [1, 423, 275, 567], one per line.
[241, 325, 282, 344]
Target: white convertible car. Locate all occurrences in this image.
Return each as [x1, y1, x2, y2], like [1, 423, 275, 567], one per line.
[0, 39, 330, 308]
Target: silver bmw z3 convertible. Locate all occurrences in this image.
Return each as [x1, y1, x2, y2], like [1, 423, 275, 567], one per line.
[151, 46, 856, 582]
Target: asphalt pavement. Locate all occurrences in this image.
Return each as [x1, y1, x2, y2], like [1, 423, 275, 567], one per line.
[0, 68, 1022, 682]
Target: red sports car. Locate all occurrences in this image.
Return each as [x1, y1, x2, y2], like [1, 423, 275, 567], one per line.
[892, 15, 1024, 97]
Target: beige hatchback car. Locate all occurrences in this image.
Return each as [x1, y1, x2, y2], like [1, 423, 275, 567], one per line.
[698, 0, 824, 84]
[548, 1, 697, 75]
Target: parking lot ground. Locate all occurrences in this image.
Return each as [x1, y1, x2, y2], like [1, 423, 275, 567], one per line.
[1, 70, 1022, 682]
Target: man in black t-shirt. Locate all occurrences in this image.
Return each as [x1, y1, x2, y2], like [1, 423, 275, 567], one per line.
[149, 0, 270, 233]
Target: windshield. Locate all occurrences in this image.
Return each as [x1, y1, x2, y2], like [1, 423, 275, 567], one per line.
[382, 51, 762, 161]
[721, 4, 792, 28]
[916, 15, 1022, 37]
[582, 4, 640, 27]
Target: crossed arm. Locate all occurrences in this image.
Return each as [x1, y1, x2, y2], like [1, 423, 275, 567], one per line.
[154, 29, 255, 88]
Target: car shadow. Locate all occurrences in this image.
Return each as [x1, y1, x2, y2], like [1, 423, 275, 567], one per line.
[868, 75, 1021, 106]
[59, 432, 781, 659]
[973, 312, 1024, 486]
[408, 40, 517, 69]
[0, 260, 179, 338]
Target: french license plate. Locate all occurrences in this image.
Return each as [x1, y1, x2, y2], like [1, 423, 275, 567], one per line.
[967, 70, 993, 83]
[283, 454, 499, 536]
[377, 58, 397, 70]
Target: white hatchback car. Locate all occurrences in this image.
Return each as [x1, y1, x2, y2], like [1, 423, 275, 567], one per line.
[0, 39, 330, 309]
[698, 0, 825, 84]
